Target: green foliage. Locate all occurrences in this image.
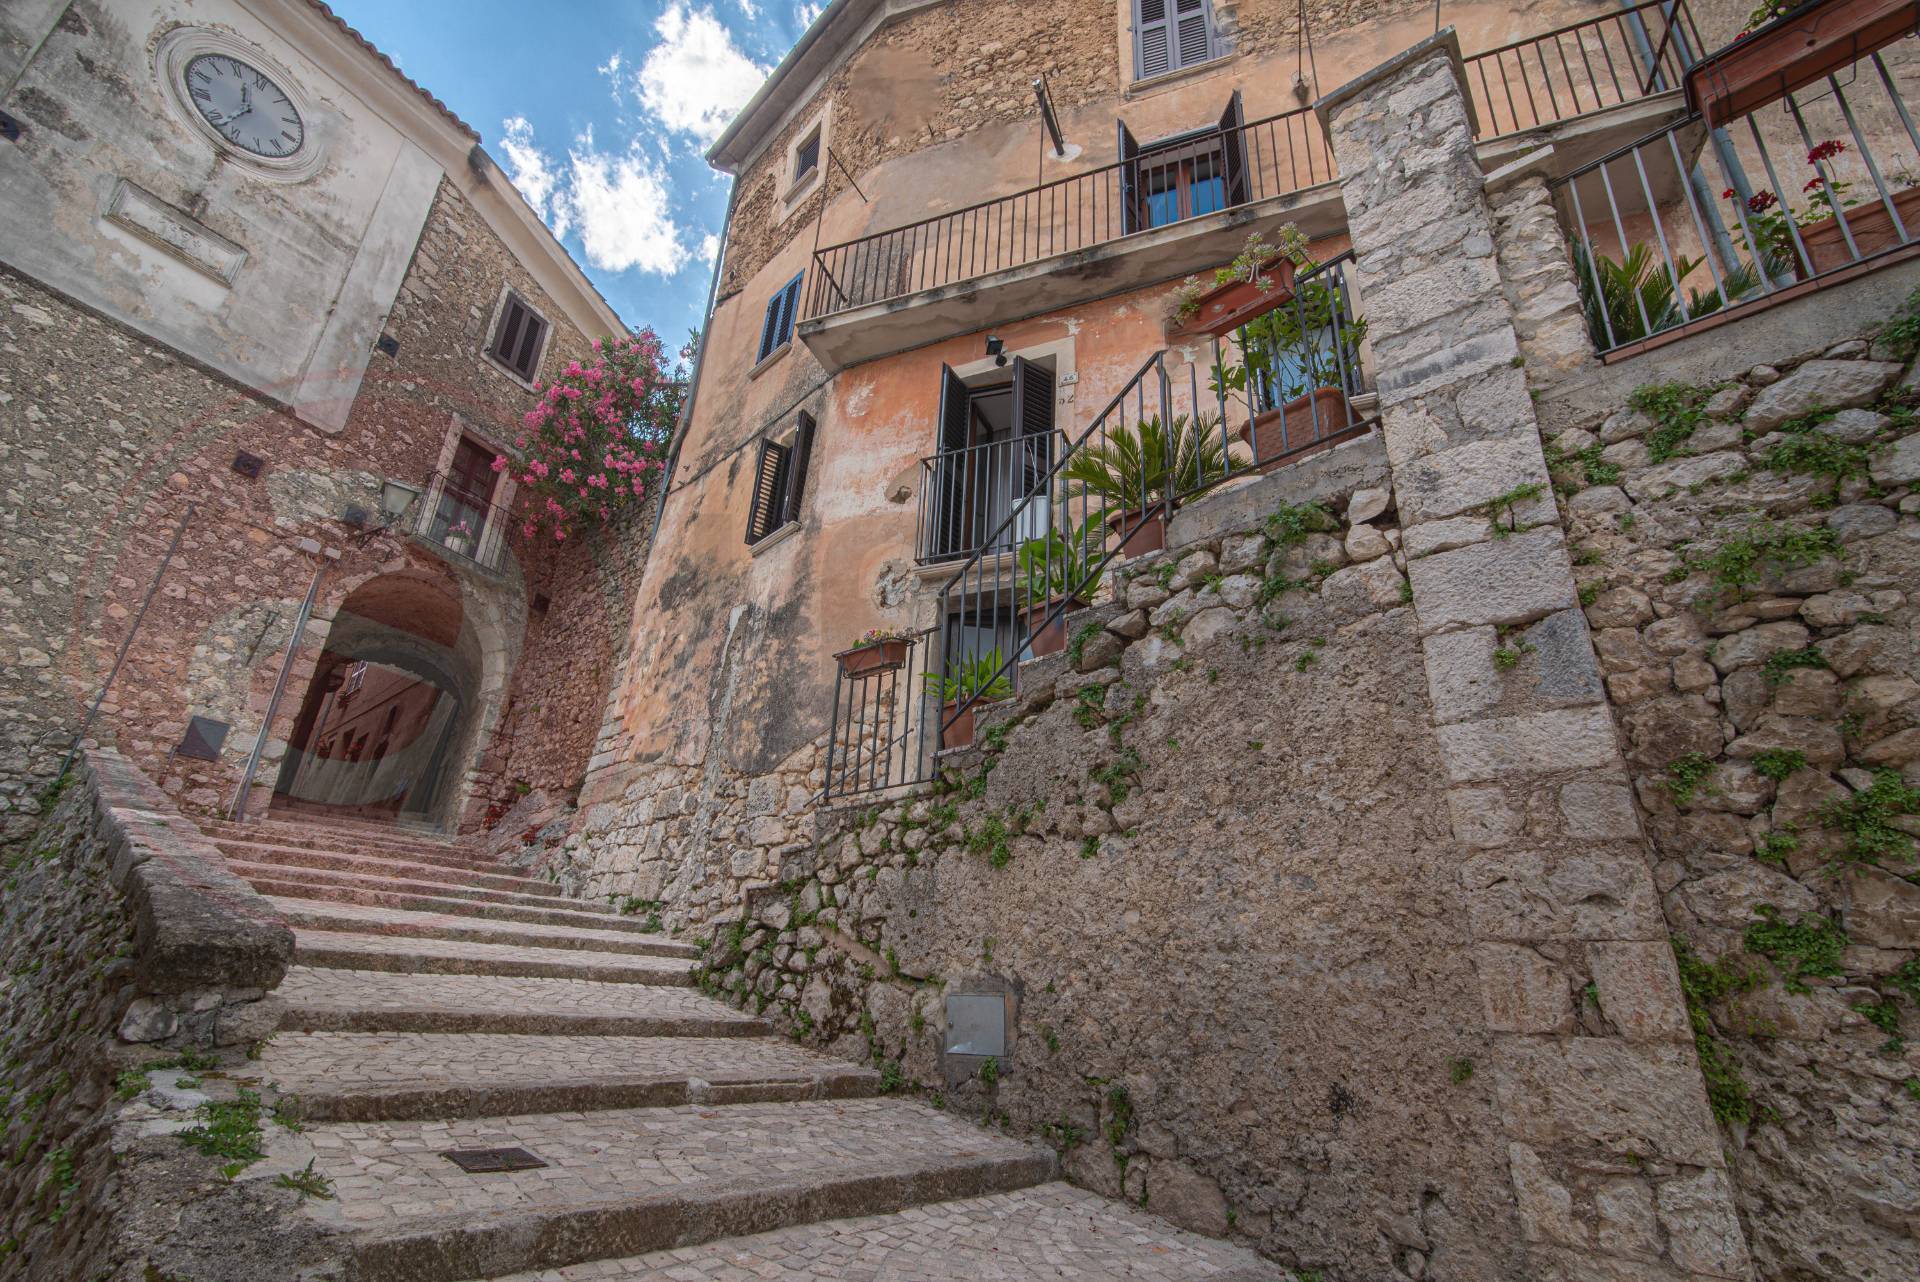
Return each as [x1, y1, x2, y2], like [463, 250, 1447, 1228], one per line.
[1061, 412, 1229, 515]
[1016, 517, 1106, 608]
[1755, 830, 1799, 865]
[113, 1070, 150, 1102]
[1043, 1026, 1061, 1054]
[1761, 647, 1828, 688]
[924, 649, 1013, 706]
[1043, 1120, 1085, 1151]
[1482, 481, 1546, 537]
[178, 1090, 266, 1176]
[1895, 958, 1920, 1007]
[967, 813, 1013, 870]
[1818, 768, 1920, 865]
[1493, 640, 1534, 671]
[1089, 748, 1143, 805]
[1073, 682, 1108, 730]
[978, 1056, 999, 1087]
[1665, 752, 1715, 806]
[1065, 620, 1105, 668]
[1673, 938, 1763, 1127]
[1264, 501, 1337, 549]
[878, 1060, 906, 1093]
[1578, 582, 1600, 607]
[1079, 835, 1101, 859]
[1751, 749, 1807, 782]
[1629, 381, 1714, 463]
[274, 1159, 335, 1200]
[1758, 430, 1872, 493]
[1685, 521, 1842, 603]
[1576, 242, 1758, 350]
[1877, 287, 1920, 361]
[1104, 1082, 1133, 1146]
[1745, 905, 1847, 993]
[1854, 997, 1902, 1050]
[1448, 1057, 1475, 1085]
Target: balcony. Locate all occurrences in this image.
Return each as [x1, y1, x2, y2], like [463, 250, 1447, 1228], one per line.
[797, 1, 1699, 371]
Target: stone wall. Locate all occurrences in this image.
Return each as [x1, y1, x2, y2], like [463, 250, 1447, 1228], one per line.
[693, 446, 1560, 1281]
[1548, 325, 1920, 1282]
[0, 749, 299, 1275]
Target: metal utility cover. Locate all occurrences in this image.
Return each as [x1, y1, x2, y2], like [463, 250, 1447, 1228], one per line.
[442, 1147, 547, 1173]
[945, 993, 1006, 1057]
[174, 716, 230, 762]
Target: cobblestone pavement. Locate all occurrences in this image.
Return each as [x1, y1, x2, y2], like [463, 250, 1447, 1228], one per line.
[277, 968, 747, 1028]
[293, 928, 697, 982]
[483, 1183, 1284, 1281]
[271, 897, 696, 954]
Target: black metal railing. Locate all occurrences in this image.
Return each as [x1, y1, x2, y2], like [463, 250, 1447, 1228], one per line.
[1551, 36, 1920, 355]
[915, 434, 1063, 564]
[823, 254, 1374, 800]
[804, 105, 1335, 321]
[416, 469, 512, 570]
[1464, 0, 1702, 138]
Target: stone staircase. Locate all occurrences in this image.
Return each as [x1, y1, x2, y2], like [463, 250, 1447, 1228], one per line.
[204, 812, 1284, 1280]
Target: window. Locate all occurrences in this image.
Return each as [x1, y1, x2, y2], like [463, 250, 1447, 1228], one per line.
[924, 358, 1055, 562]
[1134, 0, 1215, 81]
[793, 127, 821, 187]
[488, 291, 548, 381]
[756, 272, 804, 364]
[1118, 93, 1246, 234]
[426, 436, 499, 558]
[745, 411, 817, 544]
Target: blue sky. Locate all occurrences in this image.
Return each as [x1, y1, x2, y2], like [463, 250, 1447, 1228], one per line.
[328, 0, 826, 344]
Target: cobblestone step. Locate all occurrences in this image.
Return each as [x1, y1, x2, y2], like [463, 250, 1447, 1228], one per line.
[293, 929, 700, 985]
[259, 1032, 878, 1122]
[295, 1098, 1053, 1282]
[203, 817, 487, 861]
[211, 836, 550, 887]
[241, 874, 662, 935]
[269, 899, 698, 959]
[473, 1182, 1288, 1281]
[277, 967, 764, 1038]
[226, 859, 603, 915]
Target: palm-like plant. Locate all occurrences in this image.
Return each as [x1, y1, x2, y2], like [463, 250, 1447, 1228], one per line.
[1061, 412, 1229, 518]
[1016, 516, 1106, 606]
[1572, 241, 1761, 348]
[924, 649, 1013, 705]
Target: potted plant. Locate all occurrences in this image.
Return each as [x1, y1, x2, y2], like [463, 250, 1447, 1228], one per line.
[835, 626, 915, 678]
[1687, 0, 1920, 128]
[1171, 226, 1309, 339]
[924, 649, 1012, 749]
[1209, 268, 1368, 471]
[442, 518, 474, 557]
[1015, 520, 1105, 658]
[1062, 412, 1228, 559]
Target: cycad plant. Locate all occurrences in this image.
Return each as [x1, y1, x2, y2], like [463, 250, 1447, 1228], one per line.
[1061, 412, 1229, 520]
[1016, 516, 1106, 607]
[924, 648, 1013, 706]
[1572, 241, 1760, 348]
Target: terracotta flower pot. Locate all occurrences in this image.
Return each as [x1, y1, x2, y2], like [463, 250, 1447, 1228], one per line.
[1687, 0, 1920, 127]
[940, 700, 975, 750]
[1173, 259, 1299, 339]
[1796, 184, 1920, 274]
[1238, 387, 1356, 472]
[1019, 595, 1091, 658]
[1106, 505, 1168, 559]
[835, 638, 910, 677]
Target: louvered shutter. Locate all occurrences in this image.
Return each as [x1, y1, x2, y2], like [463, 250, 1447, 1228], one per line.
[1117, 121, 1142, 235]
[1218, 89, 1247, 208]
[777, 272, 803, 346]
[1173, 0, 1212, 70]
[933, 364, 971, 559]
[1135, 0, 1171, 80]
[781, 412, 816, 526]
[745, 438, 790, 543]
[1009, 357, 1055, 501]
[756, 292, 782, 363]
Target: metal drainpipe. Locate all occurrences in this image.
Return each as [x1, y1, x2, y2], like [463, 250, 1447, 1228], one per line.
[1622, 1, 1747, 278]
[229, 558, 327, 822]
[648, 179, 739, 553]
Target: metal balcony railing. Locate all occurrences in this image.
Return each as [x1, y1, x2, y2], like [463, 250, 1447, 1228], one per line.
[1552, 32, 1920, 355]
[1463, 0, 1702, 137]
[415, 469, 512, 570]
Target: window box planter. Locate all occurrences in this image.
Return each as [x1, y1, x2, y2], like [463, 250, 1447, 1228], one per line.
[1685, 0, 1920, 128]
[939, 700, 976, 750]
[441, 533, 472, 558]
[1106, 505, 1169, 559]
[1797, 183, 1920, 273]
[1238, 387, 1354, 471]
[1019, 595, 1092, 658]
[1173, 259, 1299, 339]
[835, 638, 910, 677]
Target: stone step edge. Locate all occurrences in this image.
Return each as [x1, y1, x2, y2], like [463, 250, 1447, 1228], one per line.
[278, 1003, 768, 1040]
[293, 940, 696, 987]
[203, 820, 486, 857]
[210, 836, 545, 883]
[346, 1147, 1055, 1282]
[224, 859, 599, 914]
[240, 878, 661, 935]
[277, 909, 698, 959]
[285, 1062, 881, 1123]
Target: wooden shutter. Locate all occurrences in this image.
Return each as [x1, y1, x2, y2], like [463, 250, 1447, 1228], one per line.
[1135, 0, 1171, 80]
[1009, 356, 1055, 500]
[1117, 121, 1142, 235]
[1173, 0, 1212, 70]
[1218, 90, 1247, 208]
[781, 412, 816, 526]
[745, 437, 790, 543]
[933, 364, 971, 558]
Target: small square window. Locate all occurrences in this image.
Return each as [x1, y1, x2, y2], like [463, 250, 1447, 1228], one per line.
[794, 129, 821, 184]
[488, 291, 548, 382]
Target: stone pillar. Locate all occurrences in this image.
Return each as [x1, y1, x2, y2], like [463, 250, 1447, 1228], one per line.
[1486, 157, 1600, 389]
[1318, 33, 1753, 1282]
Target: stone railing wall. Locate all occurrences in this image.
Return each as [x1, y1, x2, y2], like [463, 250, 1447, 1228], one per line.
[0, 749, 294, 1274]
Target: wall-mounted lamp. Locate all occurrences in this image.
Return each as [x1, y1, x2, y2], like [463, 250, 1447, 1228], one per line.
[985, 336, 1007, 367]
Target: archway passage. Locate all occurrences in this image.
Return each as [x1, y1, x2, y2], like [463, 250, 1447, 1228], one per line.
[271, 570, 477, 830]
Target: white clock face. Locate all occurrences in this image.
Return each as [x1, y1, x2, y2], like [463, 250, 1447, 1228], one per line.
[183, 53, 304, 159]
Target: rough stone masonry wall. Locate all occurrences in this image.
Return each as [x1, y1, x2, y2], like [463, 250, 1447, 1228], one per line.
[1319, 36, 1751, 1281]
[0, 749, 297, 1277]
[1547, 322, 1920, 1279]
[694, 443, 1548, 1281]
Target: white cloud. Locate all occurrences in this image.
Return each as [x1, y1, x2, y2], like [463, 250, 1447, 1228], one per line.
[495, 117, 685, 277]
[795, 2, 825, 29]
[699, 232, 721, 264]
[737, 0, 760, 18]
[636, 4, 769, 145]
